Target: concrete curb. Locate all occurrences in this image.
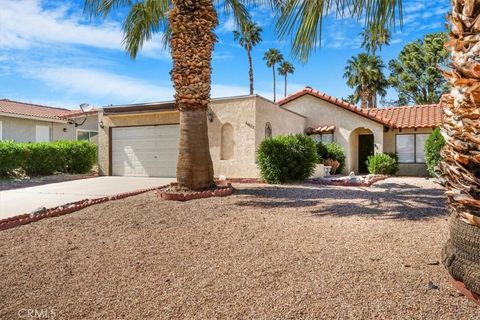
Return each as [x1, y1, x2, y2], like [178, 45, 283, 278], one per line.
[308, 175, 389, 187]
[0, 184, 170, 232]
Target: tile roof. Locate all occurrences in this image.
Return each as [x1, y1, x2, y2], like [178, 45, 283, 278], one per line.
[306, 125, 336, 135]
[0, 99, 97, 121]
[278, 87, 443, 129]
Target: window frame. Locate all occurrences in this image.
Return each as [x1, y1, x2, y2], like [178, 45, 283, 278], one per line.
[0, 121, 2, 140]
[76, 129, 98, 142]
[311, 133, 334, 144]
[395, 133, 428, 164]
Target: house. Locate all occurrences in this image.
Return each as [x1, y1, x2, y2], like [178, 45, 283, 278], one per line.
[0, 99, 99, 143]
[97, 87, 443, 178]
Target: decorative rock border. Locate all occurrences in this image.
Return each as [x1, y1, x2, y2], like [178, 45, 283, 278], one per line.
[215, 177, 265, 184]
[309, 175, 389, 187]
[0, 184, 170, 232]
[450, 278, 480, 306]
[155, 182, 234, 201]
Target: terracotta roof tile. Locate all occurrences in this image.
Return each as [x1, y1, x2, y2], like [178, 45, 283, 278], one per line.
[0, 99, 97, 120]
[278, 87, 443, 129]
[306, 125, 335, 135]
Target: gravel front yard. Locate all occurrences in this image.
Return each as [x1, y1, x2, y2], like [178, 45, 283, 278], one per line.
[1, 177, 478, 319]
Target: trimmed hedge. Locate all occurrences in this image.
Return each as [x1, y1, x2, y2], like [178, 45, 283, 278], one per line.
[425, 128, 445, 177]
[257, 134, 319, 184]
[367, 153, 399, 175]
[0, 141, 96, 177]
[316, 142, 346, 174]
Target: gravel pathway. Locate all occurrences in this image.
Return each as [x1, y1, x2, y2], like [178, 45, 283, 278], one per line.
[1, 177, 478, 319]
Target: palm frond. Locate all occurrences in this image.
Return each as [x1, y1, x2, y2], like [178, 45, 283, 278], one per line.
[276, 0, 402, 62]
[84, 0, 135, 18]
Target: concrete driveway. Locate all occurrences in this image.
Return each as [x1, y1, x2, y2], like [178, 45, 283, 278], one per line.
[0, 176, 175, 219]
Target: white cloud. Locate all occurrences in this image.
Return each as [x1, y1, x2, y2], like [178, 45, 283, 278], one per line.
[0, 0, 168, 59]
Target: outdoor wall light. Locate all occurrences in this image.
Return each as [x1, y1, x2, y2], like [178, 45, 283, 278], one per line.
[63, 128, 67, 132]
[207, 110, 214, 122]
[99, 120, 105, 129]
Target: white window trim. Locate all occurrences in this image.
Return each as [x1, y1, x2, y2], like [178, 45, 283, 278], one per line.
[76, 129, 98, 141]
[0, 121, 2, 140]
[395, 133, 428, 164]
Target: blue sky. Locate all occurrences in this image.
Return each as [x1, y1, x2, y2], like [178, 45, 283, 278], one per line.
[0, 0, 450, 109]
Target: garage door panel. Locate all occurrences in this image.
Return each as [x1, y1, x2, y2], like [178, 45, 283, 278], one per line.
[111, 125, 179, 177]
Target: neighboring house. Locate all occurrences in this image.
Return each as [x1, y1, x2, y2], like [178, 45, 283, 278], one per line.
[0, 99, 99, 143]
[97, 86, 442, 179]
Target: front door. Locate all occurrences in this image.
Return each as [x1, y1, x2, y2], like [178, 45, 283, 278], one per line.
[358, 134, 374, 174]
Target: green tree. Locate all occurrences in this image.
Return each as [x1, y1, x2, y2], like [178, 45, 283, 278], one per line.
[360, 23, 391, 55]
[277, 61, 295, 97]
[388, 32, 450, 105]
[263, 48, 284, 102]
[343, 53, 388, 108]
[233, 21, 263, 95]
[425, 128, 446, 177]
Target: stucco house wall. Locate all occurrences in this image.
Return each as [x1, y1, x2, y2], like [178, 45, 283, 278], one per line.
[281, 94, 384, 174]
[97, 96, 305, 178]
[0, 114, 98, 143]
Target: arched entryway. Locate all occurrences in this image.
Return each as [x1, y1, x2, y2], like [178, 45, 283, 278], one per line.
[349, 128, 375, 174]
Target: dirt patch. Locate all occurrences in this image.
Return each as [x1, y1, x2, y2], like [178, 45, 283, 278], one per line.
[0, 177, 477, 319]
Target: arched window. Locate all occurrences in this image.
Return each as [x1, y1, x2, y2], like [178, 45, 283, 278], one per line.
[265, 122, 272, 139]
[221, 123, 234, 160]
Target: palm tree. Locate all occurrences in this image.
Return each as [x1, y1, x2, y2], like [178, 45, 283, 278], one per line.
[233, 21, 262, 95]
[343, 53, 387, 108]
[277, 61, 295, 97]
[360, 23, 391, 55]
[263, 49, 284, 102]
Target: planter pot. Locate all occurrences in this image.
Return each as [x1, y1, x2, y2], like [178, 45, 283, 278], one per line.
[311, 164, 325, 178]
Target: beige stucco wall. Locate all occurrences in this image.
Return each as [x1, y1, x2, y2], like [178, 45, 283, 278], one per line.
[0, 114, 98, 143]
[282, 95, 385, 174]
[384, 127, 434, 176]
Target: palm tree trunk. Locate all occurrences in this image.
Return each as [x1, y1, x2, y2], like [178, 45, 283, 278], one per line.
[360, 90, 369, 109]
[247, 47, 254, 95]
[284, 74, 287, 97]
[440, 0, 480, 297]
[272, 66, 276, 102]
[170, 0, 217, 190]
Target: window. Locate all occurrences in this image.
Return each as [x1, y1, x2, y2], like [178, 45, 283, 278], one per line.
[35, 125, 51, 142]
[77, 130, 98, 142]
[221, 123, 234, 160]
[265, 122, 272, 139]
[0, 121, 2, 140]
[312, 133, 333, 144]
[396, 134, 429, 163]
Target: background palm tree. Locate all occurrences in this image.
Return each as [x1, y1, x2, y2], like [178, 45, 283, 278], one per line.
[263, 48, 284, 102]
[233, 21, 263, 95]
[360, 23, 391, 55]
[343, 53, 388, 108]
[278, 61, 295, 97]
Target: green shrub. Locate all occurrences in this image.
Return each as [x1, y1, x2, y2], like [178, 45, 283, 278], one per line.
[316, 142, 346, 174]
[257, 134, 319, 184]
[425, 128, 445, 177]
[367, 153, 399, 175]
[0, 140, 96, 177]
[0, 141, 27, 177]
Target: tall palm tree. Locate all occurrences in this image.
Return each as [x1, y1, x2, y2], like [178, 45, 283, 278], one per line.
[360, 23, 391, 55]
[263, 48, 284, 102]
[233, 21, 263, 95]
[343, 53, 387, 108]
[85, 0, 252, 190]
[439, 2, 480, 298]
[278, 0, 479, 300]
[278, 61, 295, 97]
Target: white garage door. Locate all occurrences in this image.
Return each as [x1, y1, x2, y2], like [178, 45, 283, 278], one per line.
[112, 125, 179, 177]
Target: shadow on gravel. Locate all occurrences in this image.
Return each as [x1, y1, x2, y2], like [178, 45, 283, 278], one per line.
[234, 180, 447, 221]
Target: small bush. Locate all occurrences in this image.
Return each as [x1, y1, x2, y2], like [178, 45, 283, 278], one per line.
[257, 134, 319, 184]
[367, 153, 399, 175]
[425, 128, 445, 177]
[316, 142, 346, 174]
[0, 140, 96, 177]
